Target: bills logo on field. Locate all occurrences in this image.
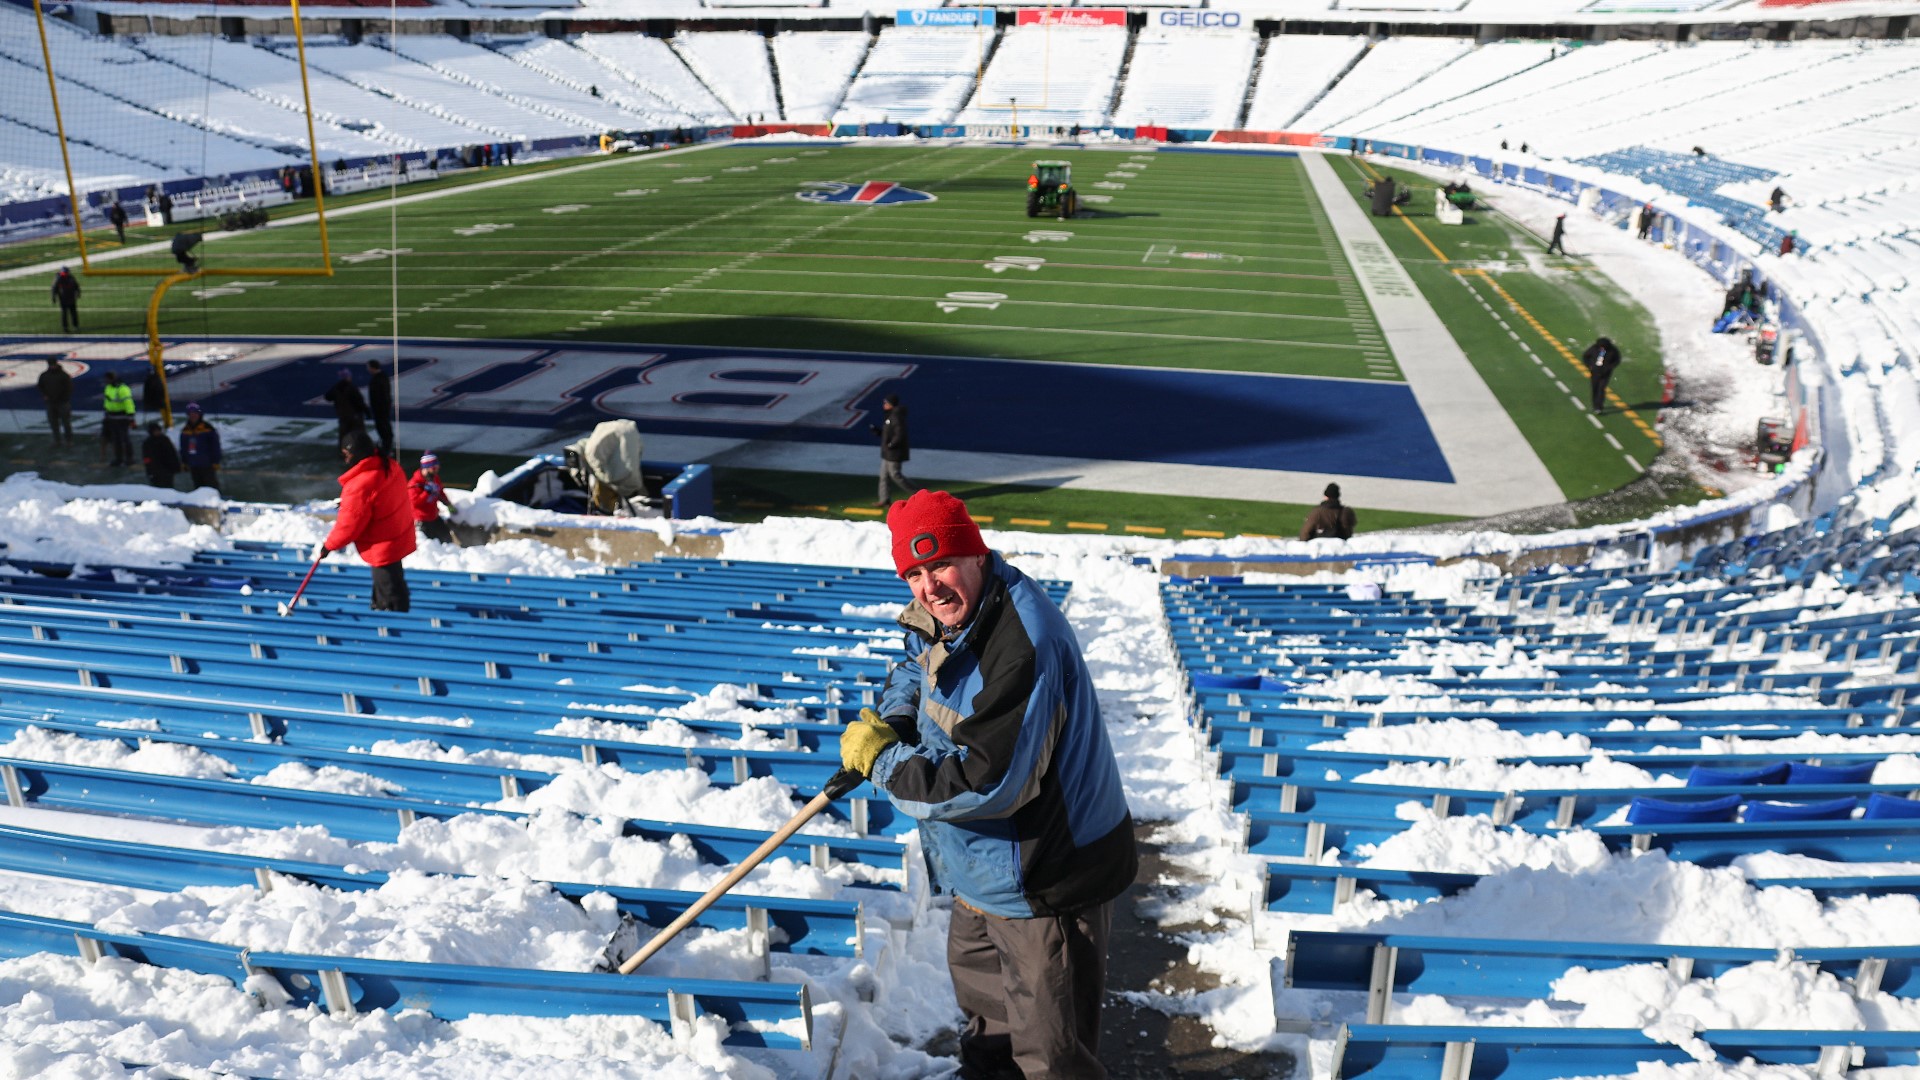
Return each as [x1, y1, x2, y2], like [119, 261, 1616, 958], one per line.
[797, 181, 938, 206]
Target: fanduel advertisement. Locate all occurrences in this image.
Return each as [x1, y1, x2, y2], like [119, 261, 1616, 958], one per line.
[1015, 7, 1125, 26]
[1154, 9, 1242, 27]
[898, 7, 994, 26]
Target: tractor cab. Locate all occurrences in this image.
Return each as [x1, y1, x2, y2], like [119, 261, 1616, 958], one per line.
[1026, 160, 1077, 220]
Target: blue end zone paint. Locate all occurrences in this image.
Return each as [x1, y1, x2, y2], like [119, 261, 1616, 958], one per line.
[0, 336, 1451, 483]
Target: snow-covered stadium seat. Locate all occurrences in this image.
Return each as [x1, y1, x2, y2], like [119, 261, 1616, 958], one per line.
[387, 35, 652, 132]
[771, 30, 869, 123]
[836, 25, 989, 126]
[573, 32, 731, 124]
[956, 26, 1126, 128]
[1241, 34, 1369, 132]
[1110, 29, 1258, 132]
[674, 32, 780, 122]
[1292, 36, 1476, 134]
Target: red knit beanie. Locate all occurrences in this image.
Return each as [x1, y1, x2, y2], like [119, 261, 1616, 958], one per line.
[887, 490, 989, 576]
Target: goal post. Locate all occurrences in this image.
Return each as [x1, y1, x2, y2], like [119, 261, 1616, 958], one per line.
[30, 0, 336, 425]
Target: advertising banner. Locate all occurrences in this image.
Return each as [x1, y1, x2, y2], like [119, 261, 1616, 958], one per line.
[897, 7, 994, 26]
[1152, 9, 1243, 27]
[1015, 7, 1125, 26]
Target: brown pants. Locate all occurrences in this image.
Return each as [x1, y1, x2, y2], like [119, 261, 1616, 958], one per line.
[948, 899, 1111, 1080]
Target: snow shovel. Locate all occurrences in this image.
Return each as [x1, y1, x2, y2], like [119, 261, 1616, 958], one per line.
[619, 767, 866, 975]
[276, 548, 326, 617]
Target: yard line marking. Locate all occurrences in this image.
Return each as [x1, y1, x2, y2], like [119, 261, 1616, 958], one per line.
[1066, 521, 1108, 531]
[1124, 525, 1166, 535]
[1010, 517, 1051, 527]
[1623, 454, 1645, 473]
[843, 507, 882, 517]
[1587, 414, 1604, 430]
[1182, 529, 1225, 538]
[1471, 269, 1662, 448]
[1604, 432, 1624, 449]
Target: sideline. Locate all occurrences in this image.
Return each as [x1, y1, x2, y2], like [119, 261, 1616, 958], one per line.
[0, 141, 728, 284]
[1300, 152, 1564, 516]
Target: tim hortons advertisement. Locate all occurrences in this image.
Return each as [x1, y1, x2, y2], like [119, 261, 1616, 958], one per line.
[1015, 8, 1125, 26]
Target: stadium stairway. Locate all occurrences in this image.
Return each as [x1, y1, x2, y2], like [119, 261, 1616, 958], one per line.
[0, 548, 1051, 1049]
[1163, 501, 1920, 1075]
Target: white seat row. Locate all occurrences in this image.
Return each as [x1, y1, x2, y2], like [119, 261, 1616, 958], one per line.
[1293, 37, 1475, 133]
[389, 35, 652, 132]
[573, 33, 730, 122]
[771, 31, 868, 123]
[675, 33, 780, 122]
[958, 27, 1126, 127]
[1111, 30, 1256, 131]
[1243, 34, 1368, 132]
[296, 40, 568, 140]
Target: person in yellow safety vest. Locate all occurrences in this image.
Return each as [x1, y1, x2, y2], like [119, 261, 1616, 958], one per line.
[101, 370, 135, 468]
[600, 133, 613, 153]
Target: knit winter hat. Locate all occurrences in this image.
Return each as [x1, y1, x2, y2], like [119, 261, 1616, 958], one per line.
[887, 490, 988, 577]
[419, 452, 439, 469]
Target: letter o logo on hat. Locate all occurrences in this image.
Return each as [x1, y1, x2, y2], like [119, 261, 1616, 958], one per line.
[911, 533, 940, 560]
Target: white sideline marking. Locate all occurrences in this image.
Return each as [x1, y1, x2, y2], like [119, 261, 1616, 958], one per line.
[614, 189, 657, 198]
[1300, 152, 1561, 516]
[542, 204, 589, 214]
[453, 223, 513, 236]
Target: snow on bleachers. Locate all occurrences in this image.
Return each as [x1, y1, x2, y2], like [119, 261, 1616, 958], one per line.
[1110, 29, 1258, 131]
[0, 51, 275, 179]
[135, 35, 489, 151]
[573, 33, 730, 123]
[771, 30, 868, 123]
[388, 35, 649, 132]
[674, 32, 779, 122]
[1347, 40, 1667, 151]
[836, 25, 989, 125]
[1242, 34, 1368, 131]
[1333, 41, 1559, 134]
[1291, 36, 1475, 133]
[0, 114, 153, 202]
[296, 40, 573, 140]
[956, 26, 1126, 127]
[498, 38, 695, 126]
[128, 37, 398, 158]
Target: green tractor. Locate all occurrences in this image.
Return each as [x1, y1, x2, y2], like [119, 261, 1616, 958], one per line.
[1026, 160, 1077, 219]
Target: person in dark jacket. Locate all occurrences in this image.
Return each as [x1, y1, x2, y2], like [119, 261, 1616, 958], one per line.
[142, 368, 167, 424]
[1546, 213, 1567, 255]
[839, 490, 1136, 1080]
[51, 268, 80, 332]
[37, 357, 73, 447]
[1300, 483, 1357, 541]
[319, 430, 416, 612]
[869, 394, 914, 506]
[1583, 336, 1623, 413]
[108, 203, 128, 244]
[142, 421, 181, 490]
[324, 367, 369, 440]
[177, 403, 223, 491]
[1636, 204, 1656, 241]
[365, 359, 394, 453]
[157, 191, 174, 224]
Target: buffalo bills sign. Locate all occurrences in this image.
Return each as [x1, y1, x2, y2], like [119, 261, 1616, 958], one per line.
[797, 181, 938, 206]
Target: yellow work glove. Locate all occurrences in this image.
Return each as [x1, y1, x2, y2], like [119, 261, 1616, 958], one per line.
[839, 707, 902, 778]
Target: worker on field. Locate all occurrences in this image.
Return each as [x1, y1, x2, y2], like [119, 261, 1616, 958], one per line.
[100, 371, 135, 468]
[1300, 483, 1356, 541]
[37, 357, 74, 447]
[325, 367, 370, 441]
[51, 267, 80, 332]
[319, 430, 416, 613]
[869, 394, 915, 507]
[1583, 337, 1623, 414]
[837, 490, 1136, 1079]
[1546, 213, 1567, 255]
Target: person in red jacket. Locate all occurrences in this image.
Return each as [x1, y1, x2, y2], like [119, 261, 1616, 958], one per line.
[317, 430, 416, 612]
[409, 450, 456, 543]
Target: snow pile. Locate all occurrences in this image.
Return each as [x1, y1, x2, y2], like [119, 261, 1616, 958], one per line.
[0, 474, 225, 568]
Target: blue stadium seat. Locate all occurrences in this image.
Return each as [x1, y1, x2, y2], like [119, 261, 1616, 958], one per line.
[1624, 794, 1742, 825]
[1687, 762, 1790, 788]
[1866, 793, 1920, 820]
[1743, 797, 1858, 823]
[1787, 761, 1879, 785]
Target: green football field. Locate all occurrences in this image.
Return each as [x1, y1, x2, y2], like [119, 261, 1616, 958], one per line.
[0, 142, 1696, 535]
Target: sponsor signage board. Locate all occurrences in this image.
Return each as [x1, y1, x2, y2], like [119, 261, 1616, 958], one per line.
[897, 7, 994, 25]
[1015, 7, 1125, 26]
[1154, 9, 1242, 27]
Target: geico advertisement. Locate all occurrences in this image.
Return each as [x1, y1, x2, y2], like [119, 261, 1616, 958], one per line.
[1153, 10, 1244, 28]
